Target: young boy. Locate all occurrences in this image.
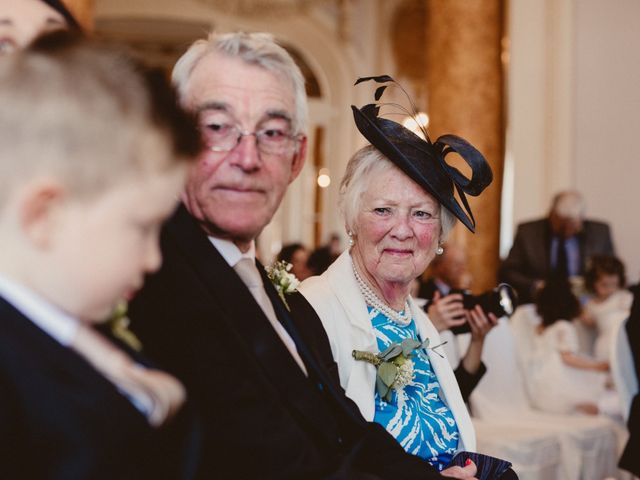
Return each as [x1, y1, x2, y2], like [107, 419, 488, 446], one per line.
[0, 35, 200, 478]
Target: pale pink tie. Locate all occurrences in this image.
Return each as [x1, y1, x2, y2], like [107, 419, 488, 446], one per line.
[234, 258, 307, 375]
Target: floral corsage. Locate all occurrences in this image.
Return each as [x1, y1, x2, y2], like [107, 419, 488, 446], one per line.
[266, 260, 300, 311]
[353, 338, 446, 402]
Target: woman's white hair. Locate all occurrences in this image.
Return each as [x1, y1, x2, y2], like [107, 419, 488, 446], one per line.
[172, 31, 308, 135]
[339, 145, 456, 241]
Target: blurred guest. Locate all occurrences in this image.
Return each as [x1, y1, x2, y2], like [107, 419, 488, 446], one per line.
[277, 242, 312, 281]
[0, 0, 78, 54]
[0, 36, 199, 478]
[418, 243, 496, 400]
[308, 233, 342, 276]
[525, 279, 616, 416]
[579, 255, 632, 361]
[500, 190, 614, 303]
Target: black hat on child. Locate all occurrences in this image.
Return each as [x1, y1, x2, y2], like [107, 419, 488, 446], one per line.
[351, 75, 493, 233]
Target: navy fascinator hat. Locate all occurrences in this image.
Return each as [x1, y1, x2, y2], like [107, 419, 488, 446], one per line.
[351, 75, 493, 233]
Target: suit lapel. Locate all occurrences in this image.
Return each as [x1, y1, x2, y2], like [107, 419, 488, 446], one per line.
[164, 206, 342, 443]
[0, 296, 151, 428]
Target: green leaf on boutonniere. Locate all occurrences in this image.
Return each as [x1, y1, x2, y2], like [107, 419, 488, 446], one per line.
[401, 338, 421, 356]
[379, 343, 403, 361]
[378, 362, 398, 387]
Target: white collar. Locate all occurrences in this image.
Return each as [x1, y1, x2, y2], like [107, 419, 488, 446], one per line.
[0, 273, 79, 346]
[208, 237, 256, 268]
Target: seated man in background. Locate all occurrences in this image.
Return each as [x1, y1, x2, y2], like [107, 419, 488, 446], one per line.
[500, 190, 614, 303]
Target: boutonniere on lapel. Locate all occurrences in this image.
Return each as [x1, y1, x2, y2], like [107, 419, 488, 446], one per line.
[266, 260, 300, 311]
[353, 338, 446, 402]
[107, 300, 143, 351]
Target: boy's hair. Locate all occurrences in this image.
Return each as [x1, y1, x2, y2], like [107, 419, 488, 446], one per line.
[535, 278, 582, 327]
[0, 33, 200, 206]
[584, 254, 627, 292]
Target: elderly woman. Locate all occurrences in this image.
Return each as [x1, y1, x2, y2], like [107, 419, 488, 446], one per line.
[300, 77, 510, 477]
[0, 0, 78, 54]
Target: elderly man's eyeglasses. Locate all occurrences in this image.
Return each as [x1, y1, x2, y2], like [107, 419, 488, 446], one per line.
[200, 123, 300, 156]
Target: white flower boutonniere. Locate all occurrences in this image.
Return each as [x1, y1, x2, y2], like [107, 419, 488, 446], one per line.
[353, 337, 446, 402]
[266, 260, 300, 311]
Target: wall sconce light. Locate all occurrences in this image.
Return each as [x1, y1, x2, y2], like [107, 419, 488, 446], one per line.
[317, 167, 331, 188]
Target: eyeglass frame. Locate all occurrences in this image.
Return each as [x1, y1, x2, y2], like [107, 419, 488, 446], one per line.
[200, 123, 303, 156]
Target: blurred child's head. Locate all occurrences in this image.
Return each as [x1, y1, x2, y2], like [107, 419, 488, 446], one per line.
[0, 34, 200, 322]
[584, 255, 626, 300]
[535, 278, 582, 328]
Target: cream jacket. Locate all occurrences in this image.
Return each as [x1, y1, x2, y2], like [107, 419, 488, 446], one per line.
[299, 250, 476, 452]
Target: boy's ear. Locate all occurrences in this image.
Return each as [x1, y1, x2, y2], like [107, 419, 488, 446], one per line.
[19, 179, 66, 248]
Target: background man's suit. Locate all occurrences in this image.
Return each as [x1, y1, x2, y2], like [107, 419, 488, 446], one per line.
[0, 297, 183, 479]
[129, 205, 444, 480]
[499, 219, 614, 303]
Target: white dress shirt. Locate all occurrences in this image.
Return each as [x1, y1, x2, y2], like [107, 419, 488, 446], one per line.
[208, 237, 307, 375]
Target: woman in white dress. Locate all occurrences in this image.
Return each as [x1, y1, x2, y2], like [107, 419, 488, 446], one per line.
[580, 255, 633, 361]
[527, 279, 611, 415]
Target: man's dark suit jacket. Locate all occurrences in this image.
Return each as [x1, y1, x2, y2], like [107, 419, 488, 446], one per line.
[129, 205, 443, 480]
[0, 296, 183, 479]
[619, 284, 640, 476]
[417, 278, 486, 402]
[499, 218, 614, 303]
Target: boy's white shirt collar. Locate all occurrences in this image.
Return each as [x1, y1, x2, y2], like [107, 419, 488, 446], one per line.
[208, 236, 256, 267]
[0, 273, 79, 346]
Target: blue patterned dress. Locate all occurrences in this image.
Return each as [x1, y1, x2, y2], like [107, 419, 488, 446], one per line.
[369, 305, 459, 470]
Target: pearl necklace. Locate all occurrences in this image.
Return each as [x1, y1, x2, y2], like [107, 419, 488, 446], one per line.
[352, 264, 412, 326]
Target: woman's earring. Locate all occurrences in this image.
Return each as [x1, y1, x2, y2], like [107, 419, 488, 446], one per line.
[348, 231, 354, 247]
[436, 245, 444, 255]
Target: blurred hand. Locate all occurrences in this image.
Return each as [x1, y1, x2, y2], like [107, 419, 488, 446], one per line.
[466, 305, 499, 343]
[427, 291, 467, 332]
[441, 459, 478, 479]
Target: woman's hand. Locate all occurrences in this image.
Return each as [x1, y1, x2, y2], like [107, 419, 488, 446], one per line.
[441, 459, 478, 479]
[427, 291, 467, 332]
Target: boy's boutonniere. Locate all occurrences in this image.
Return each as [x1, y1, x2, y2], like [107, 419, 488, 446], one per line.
[108, 300, 143, 352]
[266, 260, 300, 311]
[353, 337, 446, 402]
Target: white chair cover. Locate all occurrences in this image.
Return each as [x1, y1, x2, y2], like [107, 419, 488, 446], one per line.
[469, 310, 622, 480]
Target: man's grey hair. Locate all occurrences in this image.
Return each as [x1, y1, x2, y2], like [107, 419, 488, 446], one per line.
[339, 145, 456, 241]
[172, 31, 308, 134]
[551, 190, 585, 219]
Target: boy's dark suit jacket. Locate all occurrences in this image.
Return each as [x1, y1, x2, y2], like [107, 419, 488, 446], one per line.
[0, 297, 190, 479]
[129, 205, 443, 480]
[499, 219, 614, 303]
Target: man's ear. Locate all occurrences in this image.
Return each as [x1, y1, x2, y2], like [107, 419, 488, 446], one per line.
[19, 179, 66, 248]
[288, 135, 308, 184]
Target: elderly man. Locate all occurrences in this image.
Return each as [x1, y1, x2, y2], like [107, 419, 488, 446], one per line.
[499, 190, 614, 303]
[129, 32, 478, 479]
